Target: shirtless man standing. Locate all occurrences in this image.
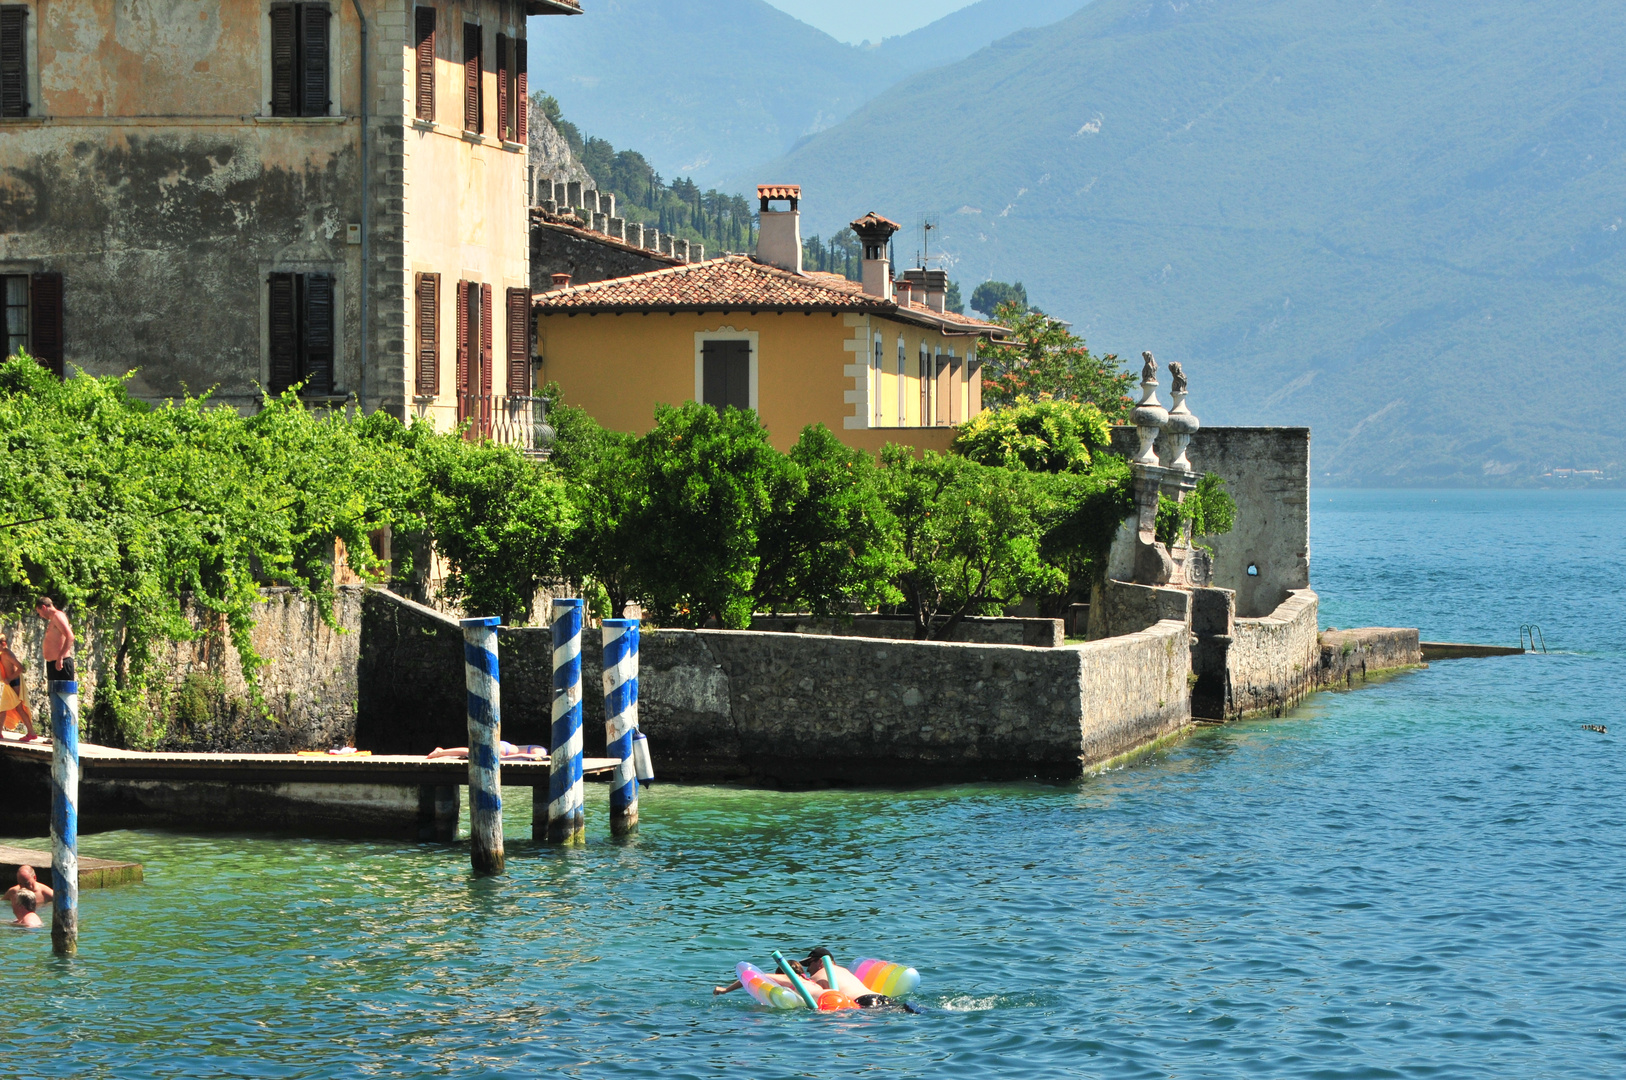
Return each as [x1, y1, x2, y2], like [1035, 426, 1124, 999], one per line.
[4, 864, 54, 910]
[35, 597, 74, 684]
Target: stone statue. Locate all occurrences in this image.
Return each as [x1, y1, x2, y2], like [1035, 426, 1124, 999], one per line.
[1168, 361, 1187, 395]
[1140, 351, 1157, 384]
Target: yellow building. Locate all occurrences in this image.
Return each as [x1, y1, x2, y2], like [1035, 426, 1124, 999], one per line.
[533, 188, 1007, 452]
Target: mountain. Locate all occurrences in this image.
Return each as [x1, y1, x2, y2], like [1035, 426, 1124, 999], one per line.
[745, 0, 1626, 484]
[526, 0, 1089, 187]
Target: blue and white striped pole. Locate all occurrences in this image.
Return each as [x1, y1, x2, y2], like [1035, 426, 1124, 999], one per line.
[50, 680, 79, 956]
[548, 599, 585, 844]
[460, 616, 504, 875]
[602, 618, 639, 835]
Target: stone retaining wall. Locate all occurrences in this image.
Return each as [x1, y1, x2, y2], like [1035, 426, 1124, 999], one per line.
[749, 614, 1064, 648]
[1319, 628, 1423, 686]
[1226, 589, 1320, 717]
[356, 590, 1190, 783]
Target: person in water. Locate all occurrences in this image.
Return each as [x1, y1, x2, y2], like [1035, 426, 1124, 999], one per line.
[427, 742, 546, 760]
[9, 889, 41, 928]
[715, 947, 913, 1010]
[713, 957, 816, 997]
[4, 864, 52, 910]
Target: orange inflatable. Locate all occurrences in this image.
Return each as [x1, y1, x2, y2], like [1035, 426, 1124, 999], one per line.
[817, 990, 859, 1012]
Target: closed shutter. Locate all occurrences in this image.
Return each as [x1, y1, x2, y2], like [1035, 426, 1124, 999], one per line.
[479, 284, 493, 398]
[28, 272, 63, 378]
[0, 7, 26, 119]
[414, 7, 436, 122]
[269, 6, 297, 116]
[495, 34, 509, 142]
[515, 38, 527, 144]
[505, 288, 529, 396]
[701, 340, 749, 411]
[455, 279, 469, 413]
[934, 353, 950, 425]
[415, 273, 439, 396]
[967, 357, 982, 418]
[463, 23, 480, 133]
[304, 272, 334, 394]
[268, 273, 299, 392]
[301, 5, 330, 117]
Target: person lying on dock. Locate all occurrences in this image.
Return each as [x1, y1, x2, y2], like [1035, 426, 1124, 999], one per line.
[4, 864, 52, 909]
[8, 889, 41, 928]
[426, 742, 548, 761]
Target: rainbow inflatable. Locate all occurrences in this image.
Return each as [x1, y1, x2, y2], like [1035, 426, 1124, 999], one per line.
[736, 962, 804, 1009]
[853, 958, 920, 997]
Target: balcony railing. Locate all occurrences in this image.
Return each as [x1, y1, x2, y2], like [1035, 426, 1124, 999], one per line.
[432, 394, 555, 458]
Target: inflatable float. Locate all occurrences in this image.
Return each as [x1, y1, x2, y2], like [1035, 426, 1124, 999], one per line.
[734, 952, 919, 1011]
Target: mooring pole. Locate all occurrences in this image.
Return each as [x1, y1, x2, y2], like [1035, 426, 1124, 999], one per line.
[547, 599, 585, 844]
[49, 679, 79, 956]
[460, 616, 504, 875]
[602, 618, 639, 835]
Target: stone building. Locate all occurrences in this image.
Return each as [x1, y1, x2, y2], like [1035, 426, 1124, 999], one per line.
[0, 0, 578, 430]
[532, 186, 1006, 454]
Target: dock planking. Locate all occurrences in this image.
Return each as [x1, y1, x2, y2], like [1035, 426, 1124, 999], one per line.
[0, 843, 143, 888]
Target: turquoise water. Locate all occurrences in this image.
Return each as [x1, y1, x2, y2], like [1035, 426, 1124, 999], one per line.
[4, 489, 1623, 1078]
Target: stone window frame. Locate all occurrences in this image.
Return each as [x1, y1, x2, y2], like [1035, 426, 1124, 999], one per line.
[0, 1, 40, 120]
[692, 327, 758, 413]
[258, 0, 341, 119]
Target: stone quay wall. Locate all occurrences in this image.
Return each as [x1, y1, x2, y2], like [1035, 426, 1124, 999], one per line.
[748, 614, 1064, 648]
[0, 587, 363, 752]
[1318, 628, 1423, 687]
[357, 589, 1190, 783]
[1226, 589, 1321, 718]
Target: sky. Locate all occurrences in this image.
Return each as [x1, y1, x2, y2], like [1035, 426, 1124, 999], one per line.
[760, 0, 981, 44]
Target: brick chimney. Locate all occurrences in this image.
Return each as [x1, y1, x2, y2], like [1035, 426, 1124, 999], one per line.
[551, 272, 571, 290]
[850, 211, 901, 300]
[757, 185, 802, 273]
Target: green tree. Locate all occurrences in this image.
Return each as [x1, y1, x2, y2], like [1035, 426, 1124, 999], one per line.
[971, 280, 1027, 318]
[951, 395, 1112, 474]
[944, 280, 965, 315]
[979, 304, 1134, 418]
[878, 447, 1065, 640]
[547, 393, 646, 615]
[1156, 473, 1237, 550]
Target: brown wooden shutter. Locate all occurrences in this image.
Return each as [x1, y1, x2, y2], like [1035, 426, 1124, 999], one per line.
[303, 272, 334, 394]
[505, 288, 529, 396]
[0, 7, 27, 119]
[415, 273, 439, 396]
[414, 7, 436, 122]
[496, 34, 509, 142]
[479, 284, 493, 398]
[301, 5, 330, 117]
[515, 38, 527, 144]
[269, 6, 297, 116]
[268, 273, 299, 392]
[455, 279, 469, 402]
[463, 23, 480, 133]
[29, 272, 63, 378]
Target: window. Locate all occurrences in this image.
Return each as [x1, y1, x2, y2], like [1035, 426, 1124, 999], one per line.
[505, 288, 529, 395]
[701, 339, 749, 412]
[415, 272, 439, 396]
[269, 4, 331, 117]
[414, 7, 435, 122]
[896, 337, 906, 424]
[2, 273, 62, 376]
[934, 347, 949, 426]
[463, 22, 482, 133]
[267, 272, 334, 394]
[919, 342, 930, 427]
[456, 281, 491, 433]
[1, 6, 28, 118]
[495, 34, 528, 144]
[873, 333, 883, 423]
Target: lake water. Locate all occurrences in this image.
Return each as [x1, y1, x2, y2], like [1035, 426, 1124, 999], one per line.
[4, 489, 1623, 1078]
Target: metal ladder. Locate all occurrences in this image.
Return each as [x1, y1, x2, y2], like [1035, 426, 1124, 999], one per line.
[1519, 624, 1547, 653]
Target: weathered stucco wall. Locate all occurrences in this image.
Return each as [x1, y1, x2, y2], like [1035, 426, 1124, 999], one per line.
[356, 589, 1190, 783]
[1109, 426, 1311, 616]
[530, 218, 676, 291]
[1226, 589, 1320, 718]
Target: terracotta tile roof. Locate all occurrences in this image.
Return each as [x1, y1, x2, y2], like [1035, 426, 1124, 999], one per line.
[850, 211, 902, 234]
[757, 185, 801, 202]
[532, 255, 1006, 338]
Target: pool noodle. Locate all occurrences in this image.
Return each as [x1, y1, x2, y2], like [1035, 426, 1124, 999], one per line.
[771, 949, 820, 1009]
[821, 955, 839, 991]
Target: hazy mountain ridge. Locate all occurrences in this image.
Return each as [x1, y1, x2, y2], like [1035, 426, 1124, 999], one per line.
[748, 0, 1626, 484]
[528, 0, 1090, 187]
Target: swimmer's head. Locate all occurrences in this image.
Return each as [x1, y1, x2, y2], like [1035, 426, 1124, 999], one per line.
[799, 946, 834, 969]
[13, 889, 36, 915]
[16, 864, 36, 887]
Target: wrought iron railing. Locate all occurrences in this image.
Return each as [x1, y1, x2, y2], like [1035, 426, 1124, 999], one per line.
[453, 394, 556, 458]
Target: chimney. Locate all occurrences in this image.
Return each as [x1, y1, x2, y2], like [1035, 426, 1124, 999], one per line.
[551, 272, 571, 290]
[896, 279, 914, 308]
[757, 184, 802, 273]
[923, 269, 948, 313]
[850, 212, 901, 299]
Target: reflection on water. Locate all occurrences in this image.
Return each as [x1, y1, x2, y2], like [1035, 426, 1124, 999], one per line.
[2, 490, 1624, 1078]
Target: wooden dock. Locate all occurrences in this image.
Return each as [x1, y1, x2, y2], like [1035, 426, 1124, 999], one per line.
[0, 735, 618, 784]
[1420, 642, 1526, 660]
[0, 843, 143, 888]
